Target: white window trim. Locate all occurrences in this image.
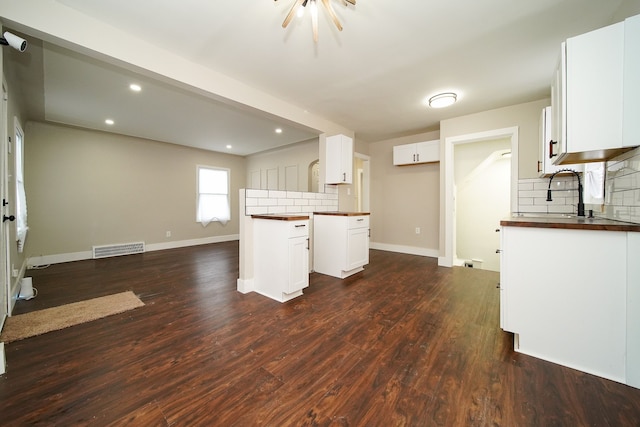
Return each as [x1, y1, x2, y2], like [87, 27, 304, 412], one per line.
[196, 165, 230, 226]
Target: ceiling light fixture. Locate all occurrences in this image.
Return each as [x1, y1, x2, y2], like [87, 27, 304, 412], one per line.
[276, 0, 356, 43]
[105, 119, 114, 125]
[428, 92, 458, 108]
[129, 83, 142, 92]
[275, 128, 283, 134]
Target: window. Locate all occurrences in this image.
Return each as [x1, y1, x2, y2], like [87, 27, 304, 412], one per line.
[197, 166, 230, 226]
[15, 118, 28, 252]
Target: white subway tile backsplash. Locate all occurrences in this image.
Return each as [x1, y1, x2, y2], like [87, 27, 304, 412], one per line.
[518, 181, 534, 191]
[277, 198, 294, 206]
[244, 189, 338, 216]
[246, 189, 268, 198]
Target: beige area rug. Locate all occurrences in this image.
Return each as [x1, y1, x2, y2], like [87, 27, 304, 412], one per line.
[0, 291, 144, 343]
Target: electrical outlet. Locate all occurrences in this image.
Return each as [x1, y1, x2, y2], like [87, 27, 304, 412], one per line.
[415, 227, 421, 234]
[165, 231, 171, 238]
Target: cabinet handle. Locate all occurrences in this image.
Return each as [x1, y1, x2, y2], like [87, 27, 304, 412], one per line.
[496, 249, 502, 254]
[306, 238, 309, 250]
[343, 172, 346, 182]
[357, 218, 364, 222]
[495, 228, 500, 232]
[295, 224, 306, 228]
[368, 229, 370, 237]
[537, 160, 542, 173]
[416, 153, 420, 162]
[549, 140, 558, 158]
[413, 154, 416, 162]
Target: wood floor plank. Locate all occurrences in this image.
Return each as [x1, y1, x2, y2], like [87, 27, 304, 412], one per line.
[1, 243, 640, 426]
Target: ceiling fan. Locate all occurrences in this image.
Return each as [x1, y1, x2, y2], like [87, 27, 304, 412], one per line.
[275, 0, 356, 42]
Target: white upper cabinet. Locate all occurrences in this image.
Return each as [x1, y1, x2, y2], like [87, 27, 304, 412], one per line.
[624, 14, 640, 147]
[553, 21, 633, 164]
[538, 106, 582, 176]
[393, 140, 439, 165]
[325, 134, 353, 184]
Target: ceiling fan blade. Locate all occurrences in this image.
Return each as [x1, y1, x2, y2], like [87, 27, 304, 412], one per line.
[312, 1, 319, 42]
[344, 0, 356, 5]
[283, 0, 305, 28]
[321, 0, 343, 31]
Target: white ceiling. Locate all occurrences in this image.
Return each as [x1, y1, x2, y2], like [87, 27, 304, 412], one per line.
[4, 0, 640, 155]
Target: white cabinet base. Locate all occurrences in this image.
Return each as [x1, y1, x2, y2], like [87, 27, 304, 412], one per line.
[314, 214, 370, 279]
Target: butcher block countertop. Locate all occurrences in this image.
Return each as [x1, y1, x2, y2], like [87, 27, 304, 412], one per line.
[313, 211, 371, 216]
[501, 214, 640, 232]
[251, 214, 310, 221]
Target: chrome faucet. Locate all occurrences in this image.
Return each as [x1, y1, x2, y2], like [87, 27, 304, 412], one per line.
[546, 169, 585, 217]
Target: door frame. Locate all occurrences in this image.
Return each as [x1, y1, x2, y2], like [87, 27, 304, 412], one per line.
[440, 126, 519, 267]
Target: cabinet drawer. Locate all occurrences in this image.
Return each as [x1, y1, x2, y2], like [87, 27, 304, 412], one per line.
[288, 221, 309, 238]
[348, 216, 369, 229]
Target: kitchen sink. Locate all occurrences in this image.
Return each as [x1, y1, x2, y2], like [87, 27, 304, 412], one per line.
[511, 213, 576, 219]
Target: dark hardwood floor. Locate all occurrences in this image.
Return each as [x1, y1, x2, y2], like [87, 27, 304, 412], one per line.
[1, 242, 639, 426]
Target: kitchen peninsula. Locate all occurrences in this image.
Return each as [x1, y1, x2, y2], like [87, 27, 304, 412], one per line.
[499, 215, 640, 388]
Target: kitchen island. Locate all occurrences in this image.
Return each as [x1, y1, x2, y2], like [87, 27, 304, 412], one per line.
[500, 214, 640, 388]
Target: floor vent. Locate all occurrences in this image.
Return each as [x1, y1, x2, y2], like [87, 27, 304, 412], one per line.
[92, 242, 145, 259]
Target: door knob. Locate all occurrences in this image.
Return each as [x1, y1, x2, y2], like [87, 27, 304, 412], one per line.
[3, 215, 15, 222]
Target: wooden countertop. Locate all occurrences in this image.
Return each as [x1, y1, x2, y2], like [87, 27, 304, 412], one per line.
[500, 215, 640, 232]
[251, 214, 310, 221]
[313, 211, 371, 216]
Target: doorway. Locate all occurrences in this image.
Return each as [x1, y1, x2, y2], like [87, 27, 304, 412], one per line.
[454, 140, 511, 271]
[440, 127, 519, 268]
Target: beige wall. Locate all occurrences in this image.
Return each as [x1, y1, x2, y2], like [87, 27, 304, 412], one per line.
[245, 138, 319, 192]
[369, 130, 440, 256]
[438, 98, 550, 258]
[441, 98, 550, 180]
[24, 122, 245, 258]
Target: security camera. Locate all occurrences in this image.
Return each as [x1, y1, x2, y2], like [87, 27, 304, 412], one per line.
[1, 31, 27, 52]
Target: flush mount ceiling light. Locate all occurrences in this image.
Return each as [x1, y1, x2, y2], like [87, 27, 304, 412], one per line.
[275, 0, 356, 42]
[428, 92, 458, 109]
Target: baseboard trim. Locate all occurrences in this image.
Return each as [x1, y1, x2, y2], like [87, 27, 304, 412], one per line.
[27, 234, 240, 267]
[369, 242, 438, 258]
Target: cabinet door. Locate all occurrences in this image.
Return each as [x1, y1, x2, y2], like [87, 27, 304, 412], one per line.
[565, 22, 624, 154]
[287, 236, 309, 293]
[346, 227, 369, 271]
[326, 135, 353, 184]
[415, 140, 439, 163]
[393, 144, 417, 165]
[624, 14, 640, 147]
[540, 106, 582, 175]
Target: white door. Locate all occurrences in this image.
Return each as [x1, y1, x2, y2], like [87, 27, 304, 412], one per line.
[1, 82, 8, 325]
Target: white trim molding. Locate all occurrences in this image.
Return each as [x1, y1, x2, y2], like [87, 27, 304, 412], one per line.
[370, 242, 439, 258]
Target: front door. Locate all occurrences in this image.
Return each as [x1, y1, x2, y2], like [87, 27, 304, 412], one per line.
[1, 81, 8, 326]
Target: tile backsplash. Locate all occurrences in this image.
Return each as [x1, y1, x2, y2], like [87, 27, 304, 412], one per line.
[244, 188, 338, 216]
[517, 175, 581, 215]
[517, 146, 640, 224]
[604, 147, 640, 224]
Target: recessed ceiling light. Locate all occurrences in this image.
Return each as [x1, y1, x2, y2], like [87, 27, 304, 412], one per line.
[275, 128, 283, 134]
[129, 83, 142, 92]
[226, 144, 232, 149]
[105, 119, 114, 125]
[428, 92, 458, 108]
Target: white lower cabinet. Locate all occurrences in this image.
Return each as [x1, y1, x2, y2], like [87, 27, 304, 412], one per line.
[314, 213, 370, 278]
[253, 217, 309, 302]
[500, 225, 640, 387]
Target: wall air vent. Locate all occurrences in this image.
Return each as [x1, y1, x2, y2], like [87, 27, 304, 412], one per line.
[92, 242, 145, 259]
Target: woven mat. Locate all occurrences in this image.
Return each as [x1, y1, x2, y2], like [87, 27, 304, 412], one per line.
[0, 291, 144, 343]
